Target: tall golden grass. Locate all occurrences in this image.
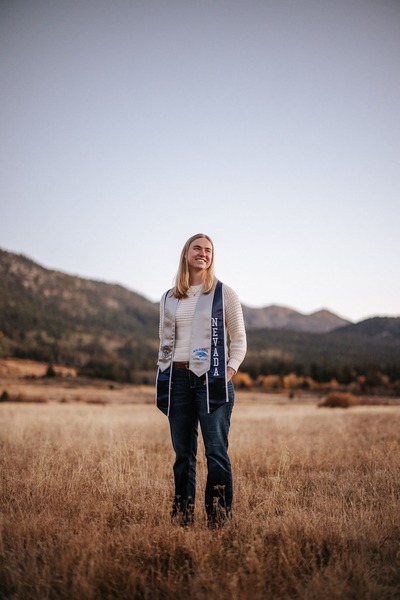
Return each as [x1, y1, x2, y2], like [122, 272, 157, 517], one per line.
[1, 400, 399, 599]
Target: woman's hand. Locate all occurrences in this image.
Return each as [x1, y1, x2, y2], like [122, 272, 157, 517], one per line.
[227, 367, 236, 382]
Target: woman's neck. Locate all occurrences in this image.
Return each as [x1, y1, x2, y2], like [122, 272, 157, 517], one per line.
[189, 271, 204, 286]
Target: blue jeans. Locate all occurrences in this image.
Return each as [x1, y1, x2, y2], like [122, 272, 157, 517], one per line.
[168, 367, 235, 526]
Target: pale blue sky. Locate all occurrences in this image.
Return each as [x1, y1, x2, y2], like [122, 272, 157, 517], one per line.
[1, 0, 399, 322]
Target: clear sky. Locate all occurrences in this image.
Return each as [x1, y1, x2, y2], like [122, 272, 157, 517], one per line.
[1, 0, 399, 322]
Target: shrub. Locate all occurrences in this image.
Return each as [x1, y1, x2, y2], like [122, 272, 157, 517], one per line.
[318, 392, 359, 408]
[232, 372, 253, 389]
[260, 374, 281, 391]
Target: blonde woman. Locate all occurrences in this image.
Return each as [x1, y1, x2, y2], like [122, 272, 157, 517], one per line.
[156, 233, 247, 527]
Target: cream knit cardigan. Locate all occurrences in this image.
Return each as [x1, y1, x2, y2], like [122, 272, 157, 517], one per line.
[159, 283, 247, 373]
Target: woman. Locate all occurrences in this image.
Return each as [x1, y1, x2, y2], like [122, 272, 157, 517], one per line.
[156, 233, 247, 527]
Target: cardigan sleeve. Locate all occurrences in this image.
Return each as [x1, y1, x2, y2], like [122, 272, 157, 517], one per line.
[223, 285, 247, 373]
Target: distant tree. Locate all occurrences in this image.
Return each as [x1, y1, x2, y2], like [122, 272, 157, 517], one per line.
[46, 364, 57, 378]
[0, 390, 10, 402]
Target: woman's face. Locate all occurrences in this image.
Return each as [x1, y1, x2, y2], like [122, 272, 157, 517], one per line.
[186, 237, 213, 272]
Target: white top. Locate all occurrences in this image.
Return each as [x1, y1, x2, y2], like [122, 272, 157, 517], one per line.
[159, 284, 247, 373]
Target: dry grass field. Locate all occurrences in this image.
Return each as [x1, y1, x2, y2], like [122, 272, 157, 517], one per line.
[1, 360, 400, 599]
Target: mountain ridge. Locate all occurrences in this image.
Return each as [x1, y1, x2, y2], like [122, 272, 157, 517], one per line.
[243, 304, 350, 333]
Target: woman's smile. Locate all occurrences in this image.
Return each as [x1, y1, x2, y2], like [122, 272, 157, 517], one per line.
[187, 237, 213, 271]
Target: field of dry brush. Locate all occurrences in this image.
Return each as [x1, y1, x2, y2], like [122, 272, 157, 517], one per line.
[1, 382, 399, 600]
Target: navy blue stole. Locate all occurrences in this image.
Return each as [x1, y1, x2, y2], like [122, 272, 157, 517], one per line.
[156, 363, 172, 416]
[206, 280, 228, 412]
[156, 289, 175, 416]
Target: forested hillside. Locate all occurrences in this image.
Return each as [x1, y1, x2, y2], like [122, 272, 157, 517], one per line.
[244, 325, 400, 391]
[0, 249, 159, 377]
[1, 248, 399, 391]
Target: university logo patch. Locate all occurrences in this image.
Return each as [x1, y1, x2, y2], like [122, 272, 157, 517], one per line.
[161, 345, 172, 359]
[192, 348, 209, 361]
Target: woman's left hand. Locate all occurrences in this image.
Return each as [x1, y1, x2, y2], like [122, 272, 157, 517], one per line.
[227, 367, 236, 382]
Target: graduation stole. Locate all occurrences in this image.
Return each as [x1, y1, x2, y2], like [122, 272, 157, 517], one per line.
[156, 280, 228, 415]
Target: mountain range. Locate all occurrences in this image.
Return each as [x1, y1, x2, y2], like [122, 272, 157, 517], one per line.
[0, 247, 349, 335]
[243, 304, 349, 333]
[1, 248, 399, 378]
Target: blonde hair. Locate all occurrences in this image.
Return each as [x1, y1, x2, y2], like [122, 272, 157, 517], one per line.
[173, 233, 216, 299]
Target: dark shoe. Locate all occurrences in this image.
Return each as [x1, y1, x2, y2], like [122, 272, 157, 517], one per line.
[207, 508, 232, 529]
